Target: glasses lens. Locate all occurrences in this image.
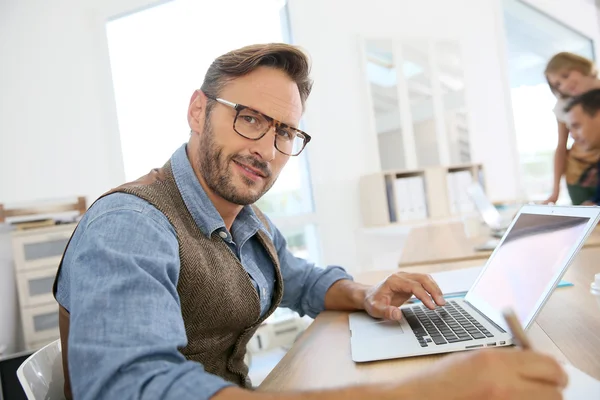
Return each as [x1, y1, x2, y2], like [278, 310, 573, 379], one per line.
[235, 109, 269, 139]
[275, 128, 306, 156]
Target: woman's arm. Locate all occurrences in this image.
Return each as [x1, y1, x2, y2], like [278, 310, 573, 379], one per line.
[544, 121, 569, 204]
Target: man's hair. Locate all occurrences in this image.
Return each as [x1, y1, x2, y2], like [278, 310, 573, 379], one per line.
[200, 43, 313, 112]
[564, 88, 600, 116]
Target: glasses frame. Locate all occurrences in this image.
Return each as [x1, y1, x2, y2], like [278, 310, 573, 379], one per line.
[204, 94, 311, 156]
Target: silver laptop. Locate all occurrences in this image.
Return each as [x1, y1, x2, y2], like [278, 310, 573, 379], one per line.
[349, 204, 600, 362]
[466, 182, 510, 238]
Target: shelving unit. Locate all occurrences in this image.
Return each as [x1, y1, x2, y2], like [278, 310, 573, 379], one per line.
[1, 197, 85, 352]
[359, 163, 484, 227]
[10, 223, 76, 350]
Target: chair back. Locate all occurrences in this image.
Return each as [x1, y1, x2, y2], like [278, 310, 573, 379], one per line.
[16, 340, 65, 400]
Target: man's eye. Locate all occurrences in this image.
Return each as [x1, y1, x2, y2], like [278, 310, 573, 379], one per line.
[277, 129, 293, 140]
[242, 116, 257, 124]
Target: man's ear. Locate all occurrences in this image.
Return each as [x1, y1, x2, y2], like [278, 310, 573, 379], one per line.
[188, 90, 207, 134]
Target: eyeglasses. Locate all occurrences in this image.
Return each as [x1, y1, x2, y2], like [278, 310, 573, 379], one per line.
[205, 94, 311, 156]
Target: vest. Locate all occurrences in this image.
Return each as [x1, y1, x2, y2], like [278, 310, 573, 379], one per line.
[52, 161, 284, 399]
[566, 142, 600, 186]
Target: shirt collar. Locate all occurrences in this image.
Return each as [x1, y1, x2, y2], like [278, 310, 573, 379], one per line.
[170, 143, 267, 238]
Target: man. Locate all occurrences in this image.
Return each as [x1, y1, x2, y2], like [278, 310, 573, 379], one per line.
[53, 43, 567, 400]
[565, 88, 600, 206]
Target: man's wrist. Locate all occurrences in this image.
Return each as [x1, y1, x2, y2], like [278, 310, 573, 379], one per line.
[337, 279, 369, 310]
[349, 281, 369, 310]
[324, 279, 369, 311]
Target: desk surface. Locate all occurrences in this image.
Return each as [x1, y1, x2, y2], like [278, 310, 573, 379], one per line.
[259, 249, 600, 391]
[399, 222, 600, 267]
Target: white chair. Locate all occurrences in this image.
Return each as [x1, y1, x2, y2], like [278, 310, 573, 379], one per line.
[16, 340, 65, 400]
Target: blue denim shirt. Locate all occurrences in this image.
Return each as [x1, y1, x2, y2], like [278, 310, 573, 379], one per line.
[55, 143, 352, 400]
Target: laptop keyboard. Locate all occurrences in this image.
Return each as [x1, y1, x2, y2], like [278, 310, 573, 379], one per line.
[402, 300, 495, 347]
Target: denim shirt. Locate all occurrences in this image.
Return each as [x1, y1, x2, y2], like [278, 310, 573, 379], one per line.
[55, 143, 352, 400]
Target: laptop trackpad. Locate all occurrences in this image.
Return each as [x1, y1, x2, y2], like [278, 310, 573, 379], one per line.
[350, 313, 405, 338]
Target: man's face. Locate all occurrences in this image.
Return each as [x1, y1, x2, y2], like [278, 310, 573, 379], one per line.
[189, 66, 303, 205]
[568, 104, 600, 150]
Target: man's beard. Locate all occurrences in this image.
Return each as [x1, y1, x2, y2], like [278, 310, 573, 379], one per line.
[197, 118, 275, 205]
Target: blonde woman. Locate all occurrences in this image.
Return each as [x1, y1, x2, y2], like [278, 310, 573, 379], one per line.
[544, 52, 600, 205]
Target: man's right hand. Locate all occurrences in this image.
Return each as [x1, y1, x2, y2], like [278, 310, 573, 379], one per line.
[397, 348, 568, 400]
[215, 348, 568, 400]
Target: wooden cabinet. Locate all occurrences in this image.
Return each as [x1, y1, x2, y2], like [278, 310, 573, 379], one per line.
[10, 224, 75, 350]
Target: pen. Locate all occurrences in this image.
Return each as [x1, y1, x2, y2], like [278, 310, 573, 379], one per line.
[502, 308, 532, 350]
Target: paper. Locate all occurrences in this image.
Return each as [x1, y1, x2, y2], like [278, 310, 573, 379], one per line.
[430, 266, 484, 296]
[409, 266, 573, 302]
[564, 363, 600, 399]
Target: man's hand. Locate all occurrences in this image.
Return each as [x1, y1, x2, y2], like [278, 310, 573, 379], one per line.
[216, 345, 567, 400]
[363, 272, 445, 321]
[396, 349, 568, 400]
[581, 201, 597, 206]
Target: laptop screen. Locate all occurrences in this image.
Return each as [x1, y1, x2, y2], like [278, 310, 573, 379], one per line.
[465, 211, 591, 331]
[466, 182, 503, 229]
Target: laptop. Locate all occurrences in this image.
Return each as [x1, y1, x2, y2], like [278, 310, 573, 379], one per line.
[466, 182, 511, 238]
[349, 204, 600, 362]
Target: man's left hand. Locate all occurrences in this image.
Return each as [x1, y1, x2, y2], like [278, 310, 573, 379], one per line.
[363, 272, 446, 321]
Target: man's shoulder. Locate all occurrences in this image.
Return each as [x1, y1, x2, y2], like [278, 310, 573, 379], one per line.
[82, 192, 173, 233]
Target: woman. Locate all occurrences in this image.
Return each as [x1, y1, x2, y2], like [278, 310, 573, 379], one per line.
[544, 52, 600, 205]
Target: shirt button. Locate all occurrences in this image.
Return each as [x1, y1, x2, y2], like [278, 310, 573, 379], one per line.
[219, 231, 228, 239]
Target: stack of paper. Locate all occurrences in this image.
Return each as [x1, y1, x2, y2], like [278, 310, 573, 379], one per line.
[447, 170, 476, 215]
[429, 266, 485, 297]
[563, 363, 600, 399]
[393, 176, 427, 222]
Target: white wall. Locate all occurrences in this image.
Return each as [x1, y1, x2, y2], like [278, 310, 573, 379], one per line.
[0, 0, 126, 206]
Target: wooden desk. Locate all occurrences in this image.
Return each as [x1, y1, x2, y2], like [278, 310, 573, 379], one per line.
[259, 251, 600, 391]
[399, 222, 600, 267]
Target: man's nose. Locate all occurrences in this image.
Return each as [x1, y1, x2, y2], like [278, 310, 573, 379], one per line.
[250, 126, 277, 162]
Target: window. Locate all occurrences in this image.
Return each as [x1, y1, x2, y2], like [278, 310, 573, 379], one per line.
[502, 0, 595, 203]
[363, 37, 471, 172]
[106, 0, 319, 263]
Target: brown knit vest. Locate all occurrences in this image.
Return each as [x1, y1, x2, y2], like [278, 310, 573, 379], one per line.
[53, 161, 283, 399]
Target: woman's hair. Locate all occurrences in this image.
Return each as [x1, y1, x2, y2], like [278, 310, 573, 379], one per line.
[545, 52, 597, 98]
